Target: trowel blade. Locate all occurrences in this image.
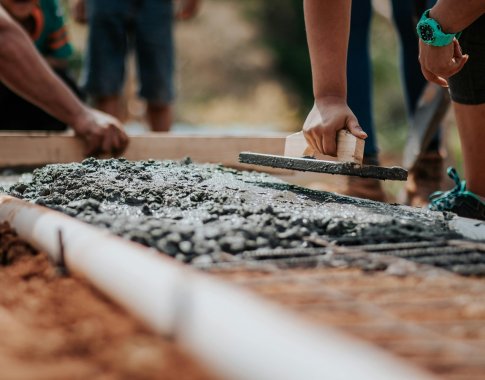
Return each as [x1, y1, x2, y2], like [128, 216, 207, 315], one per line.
[239, 152, 408, 181]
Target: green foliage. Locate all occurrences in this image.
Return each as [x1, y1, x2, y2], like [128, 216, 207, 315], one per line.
[250, 1, 313, 108]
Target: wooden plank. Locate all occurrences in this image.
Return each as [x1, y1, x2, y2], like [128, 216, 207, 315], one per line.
[284, 130, 364, 165]
[0, 132, 289, 172]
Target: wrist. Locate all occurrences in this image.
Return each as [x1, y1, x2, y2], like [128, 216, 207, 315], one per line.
[417, 8, 460, 47]
[314, 95, 347, 106]
[429, 7, 460, 34]
[70, 106, 92, 133]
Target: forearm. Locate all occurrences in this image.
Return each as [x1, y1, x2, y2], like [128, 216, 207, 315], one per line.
[430, 0, 485, 33]
[0, 8, 87, 126]
[303, 0, 351, 101]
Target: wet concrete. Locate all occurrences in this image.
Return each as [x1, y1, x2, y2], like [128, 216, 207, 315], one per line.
[0, 169, 32, 193]
[239, 153, 408, 181]
[7, 158, 459, 264]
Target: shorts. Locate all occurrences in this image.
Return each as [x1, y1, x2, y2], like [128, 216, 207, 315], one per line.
[0, 69, 84, 131]
[448, 14, 485, 105]
[83, 0, 174, 104]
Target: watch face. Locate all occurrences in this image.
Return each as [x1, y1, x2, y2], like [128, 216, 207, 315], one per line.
[419, 24, 435, 42]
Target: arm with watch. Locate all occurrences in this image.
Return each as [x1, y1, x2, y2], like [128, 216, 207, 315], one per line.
[416, 0, 485, 86]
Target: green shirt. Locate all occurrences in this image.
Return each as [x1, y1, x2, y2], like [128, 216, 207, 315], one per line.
[30, 0, 73, 59]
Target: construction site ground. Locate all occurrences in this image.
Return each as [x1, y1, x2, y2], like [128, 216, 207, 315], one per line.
[0, 223, 215, 380]
[1, 159, 485, 379]
[210, 262, 485, 380]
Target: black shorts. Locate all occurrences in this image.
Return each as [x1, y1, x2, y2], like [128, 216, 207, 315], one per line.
[0, 70, 84, 131]
[448, 14, 485, 105]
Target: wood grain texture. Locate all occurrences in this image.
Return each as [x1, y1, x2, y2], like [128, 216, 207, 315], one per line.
[284, 130, 364, 164]
[0, 132, 287, 172]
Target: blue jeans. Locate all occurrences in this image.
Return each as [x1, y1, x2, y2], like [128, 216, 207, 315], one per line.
[347, 0, 438, 157]
[83, 0, 174, 104]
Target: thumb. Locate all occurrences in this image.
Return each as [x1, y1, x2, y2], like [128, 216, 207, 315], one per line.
[453, 38, 463, 58]
[347, 117, 367, 139]
[450, 54, 469, 77]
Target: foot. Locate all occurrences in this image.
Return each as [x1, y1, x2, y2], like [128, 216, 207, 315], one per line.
[403, 151, 444, 207]
[429, 167, 485, 221]
[341, 156, 386, 202]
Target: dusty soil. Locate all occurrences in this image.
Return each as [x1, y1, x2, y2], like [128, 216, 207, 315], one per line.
[9, 159, 459, 266]
[211, 265, 485, 379]
[0, 222, 215, 380]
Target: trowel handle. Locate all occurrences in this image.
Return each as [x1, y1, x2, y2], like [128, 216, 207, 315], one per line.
[284, 130, 364, 165]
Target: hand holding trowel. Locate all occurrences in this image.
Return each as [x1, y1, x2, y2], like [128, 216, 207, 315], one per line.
[240, 107, 407, 181]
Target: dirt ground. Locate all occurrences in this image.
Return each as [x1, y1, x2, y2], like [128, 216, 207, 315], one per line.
[212, 265, 485, 379]
[0, 222, 215, 380]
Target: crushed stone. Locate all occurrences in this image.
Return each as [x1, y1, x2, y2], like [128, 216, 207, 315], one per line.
[8, 158, 461, 263]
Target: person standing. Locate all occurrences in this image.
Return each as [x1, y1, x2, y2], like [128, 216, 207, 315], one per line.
[417, 0, 485, 220]
[344, 0, 443, 204]
[74, 0, 201, 132]
[302, 0, 485, 221]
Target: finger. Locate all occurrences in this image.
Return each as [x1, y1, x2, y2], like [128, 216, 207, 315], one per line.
[453, 39, 463, 58]
[303, 131, 317, 154]
[84, 135, 100, 157]
[102, 128, 115, 155]
[346, 117, 367, 139]
[321, 128, 337, 157]
[441, 55, 468, 78]
[451, 55, 469, 76]
[109, 128, 121, 156]
[112, 128, 128, 156]
[422, 67, 448, 87]
[119, 129, 129, 153]
[311, 130, 324, 154]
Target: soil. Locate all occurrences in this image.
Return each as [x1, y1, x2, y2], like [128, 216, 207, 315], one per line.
[0, 222, 215, 380]
[8, 158, 459, 265]
[210, 265, 485, 379]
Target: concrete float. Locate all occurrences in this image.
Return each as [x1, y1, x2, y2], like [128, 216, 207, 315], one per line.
[0, 195, 436, 380]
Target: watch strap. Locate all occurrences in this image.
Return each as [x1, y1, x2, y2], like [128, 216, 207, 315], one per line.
[417, 9, 459, 47]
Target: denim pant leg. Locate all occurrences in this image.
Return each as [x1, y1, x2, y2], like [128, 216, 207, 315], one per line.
[347, 0, 377, 157]
[391, 0, 441, 151]
[82, 0, 129, 97]
[134, 0, 174, 104]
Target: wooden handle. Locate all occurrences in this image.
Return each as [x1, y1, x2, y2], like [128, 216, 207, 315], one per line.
[284, 130, 364, 165]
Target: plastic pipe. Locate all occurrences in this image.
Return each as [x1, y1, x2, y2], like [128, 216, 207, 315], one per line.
[0, 195, 436, 380]
[450, 216, 485, 240]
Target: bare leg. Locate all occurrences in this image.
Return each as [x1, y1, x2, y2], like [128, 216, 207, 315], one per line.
[147, 103, 172, 132]
[453, 102, 485, 197]
[94, 96, 122, 119]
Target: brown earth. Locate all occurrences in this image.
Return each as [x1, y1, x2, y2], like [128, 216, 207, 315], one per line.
[0, 222, 216, 380]
[211, 264, 485, 380]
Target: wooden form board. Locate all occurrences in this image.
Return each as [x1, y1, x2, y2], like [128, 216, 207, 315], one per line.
[0, 132, 288, 172]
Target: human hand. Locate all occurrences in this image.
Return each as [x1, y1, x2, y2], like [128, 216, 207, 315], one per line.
[72, 108, 129, 157]
[302, 97, 366, 157]
[72, 0, 87, 24]
[419, 38, 468, 87]
[176, 0, 200, 20]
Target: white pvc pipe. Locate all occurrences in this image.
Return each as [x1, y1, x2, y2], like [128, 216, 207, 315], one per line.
[450, 216, 485, 241]
[0, 195, 436, 380]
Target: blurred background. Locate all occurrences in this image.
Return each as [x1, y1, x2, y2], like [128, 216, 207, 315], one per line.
[64, 0, 463, 196]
